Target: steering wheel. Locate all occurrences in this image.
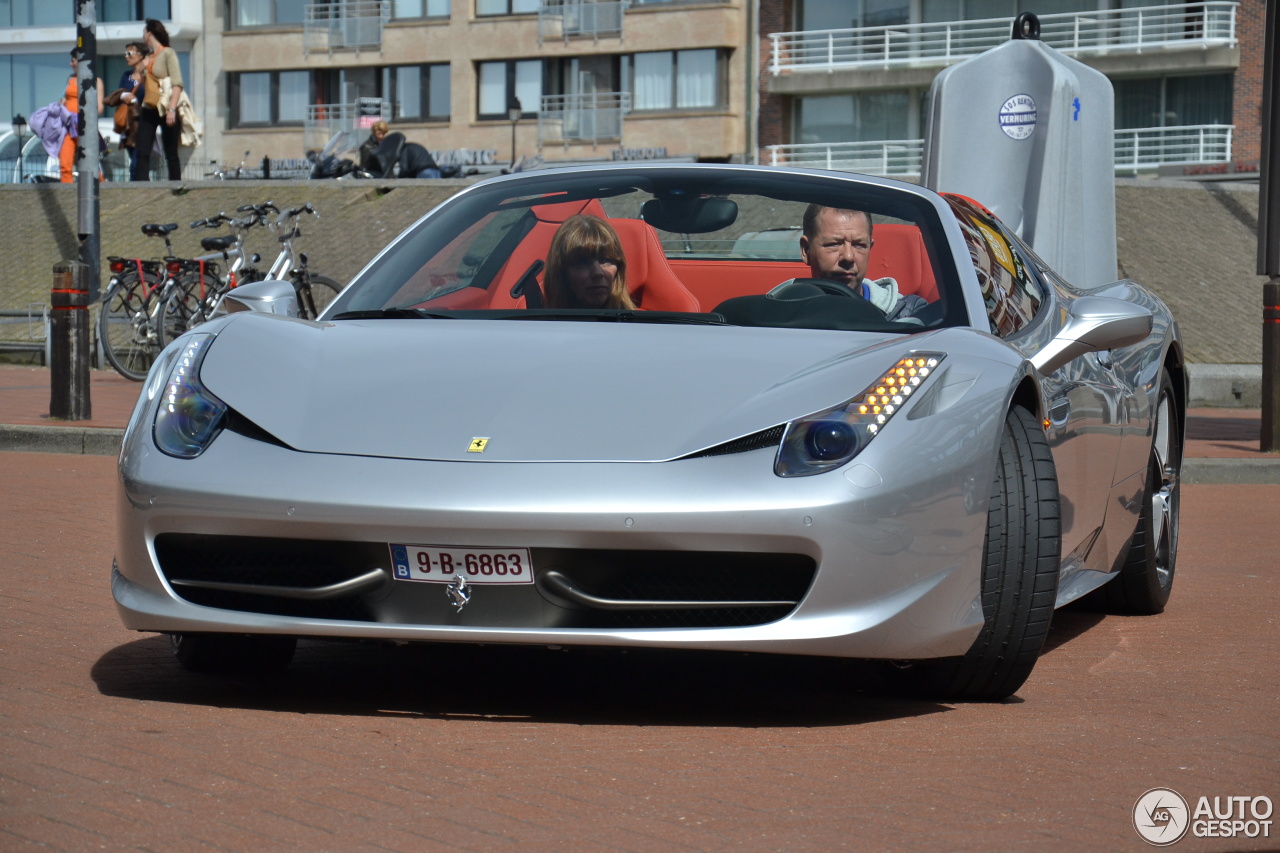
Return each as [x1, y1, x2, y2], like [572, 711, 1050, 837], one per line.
[766, 278, 859, 301]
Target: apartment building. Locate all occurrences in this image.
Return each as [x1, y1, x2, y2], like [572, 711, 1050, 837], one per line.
[213, 0, 752, 171]
[758, 0, 1266, 178]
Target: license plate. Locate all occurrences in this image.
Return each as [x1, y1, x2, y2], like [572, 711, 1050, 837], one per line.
[389, 544, 534, 585]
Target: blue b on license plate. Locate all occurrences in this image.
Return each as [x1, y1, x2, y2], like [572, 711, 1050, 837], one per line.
[389, 544, 534, 585]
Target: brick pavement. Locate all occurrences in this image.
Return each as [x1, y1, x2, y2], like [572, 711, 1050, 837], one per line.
[1, 453, 1276, 851]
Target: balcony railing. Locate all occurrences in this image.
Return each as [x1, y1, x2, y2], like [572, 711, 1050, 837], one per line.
[763, 139, 924, 177]
[304, 1, 390, 56]
[538, 92, 630, 146]
[1114, 124, 1233, 171]
[538, 0, 627, 44]
[768, 1, 1237, 74]
[763, 124, 1233, 176]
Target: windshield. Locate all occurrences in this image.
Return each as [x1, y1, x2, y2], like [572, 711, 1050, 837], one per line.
[329, 167, 964, 333]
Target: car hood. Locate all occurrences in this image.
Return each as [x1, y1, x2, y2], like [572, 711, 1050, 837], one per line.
[198, 314, 925, 462]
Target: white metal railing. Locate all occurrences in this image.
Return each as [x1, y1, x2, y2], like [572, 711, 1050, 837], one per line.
[768, 1, 1237, 74]
[1114, 124, 1233, 171]
[304, 0, 391, 56]
[764, 139, 924, 177]
[304, 100, 391, 150]
[763, 125, 1234, 175]
[538, 92, 631, 145]
[538, 0, 627, 43]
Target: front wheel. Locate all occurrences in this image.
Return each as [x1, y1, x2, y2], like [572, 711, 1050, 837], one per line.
[99, 276, 158, 381]
[881, 406, 1061, 701]
[291, 272, 342, 320]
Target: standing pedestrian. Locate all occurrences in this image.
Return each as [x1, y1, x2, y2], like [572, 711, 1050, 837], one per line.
[104, 42, 147, 181]
[135, 19, 184, 181]
[60, 48, 104, 183]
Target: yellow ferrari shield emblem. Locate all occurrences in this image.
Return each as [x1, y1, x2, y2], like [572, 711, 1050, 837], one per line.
[468, 437, 489, 453]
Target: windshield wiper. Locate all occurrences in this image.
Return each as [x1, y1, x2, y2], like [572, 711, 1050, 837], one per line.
[330, 308, 458, 320]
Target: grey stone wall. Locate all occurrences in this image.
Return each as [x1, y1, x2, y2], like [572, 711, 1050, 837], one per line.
[1, 178, 1269, 367]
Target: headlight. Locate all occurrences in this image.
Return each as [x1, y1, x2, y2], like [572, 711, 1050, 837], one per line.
[153, 333, 227, 459]
[775, 352, 945, 477]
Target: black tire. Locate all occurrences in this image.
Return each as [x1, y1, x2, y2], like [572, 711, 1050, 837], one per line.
[1089, 373, 1181, 614]
[291, 272, 342, 320]
[170, 633, 297, 674]
[99, 275, 159, 381]
[160, 270, 222, 346]
[882, 406, 1061, 701]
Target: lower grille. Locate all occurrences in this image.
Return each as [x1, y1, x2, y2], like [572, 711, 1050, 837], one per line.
[153, 534, 816, 629]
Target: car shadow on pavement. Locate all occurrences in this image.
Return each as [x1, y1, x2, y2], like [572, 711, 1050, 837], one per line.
[92, 634, 958, 727]
[1040, 604, 1108, 655]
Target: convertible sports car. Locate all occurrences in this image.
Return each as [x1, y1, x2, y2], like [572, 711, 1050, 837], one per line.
[112, 164, 1184, 701]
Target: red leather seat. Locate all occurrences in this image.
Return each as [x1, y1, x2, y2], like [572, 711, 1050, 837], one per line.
[607, 219, 701, 312]
[865, 224, 939, 303]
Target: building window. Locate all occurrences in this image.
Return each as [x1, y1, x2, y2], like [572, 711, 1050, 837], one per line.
[795, 90, 910, 144]
[231, 0, 308, 28]
[624, 49, 723, 111]
[477, 60, 541, 118]
[1114, 74, 1233, 129]
[475, 0, 538, 16]
[383, 64, 450, 121]
[100, 0, 171, 24]
[230, 71, 312, 126]
[391, 0, 448, 18]
[1, 53, 68, 128]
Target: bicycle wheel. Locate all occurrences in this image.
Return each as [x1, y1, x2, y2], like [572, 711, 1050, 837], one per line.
[291, 272, 342, 320]
[161, 270, 222, 346]
[99, 274, 159, 381]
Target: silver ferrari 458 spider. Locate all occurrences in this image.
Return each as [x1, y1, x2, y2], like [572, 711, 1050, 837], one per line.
[112, 164, 1184, 700]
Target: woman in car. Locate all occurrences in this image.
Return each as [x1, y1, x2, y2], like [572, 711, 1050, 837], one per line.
[543, 214, 636, 310]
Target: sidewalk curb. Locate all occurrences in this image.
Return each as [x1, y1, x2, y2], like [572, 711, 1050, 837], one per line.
[3, 424, 1279, 484]
[0, 425, 124, 456]
[1182, 457, 1280, 485]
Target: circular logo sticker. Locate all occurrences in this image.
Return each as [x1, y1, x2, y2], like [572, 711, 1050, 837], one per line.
[1133, 788, 1190, 846]
[998, 94, 1037, 140]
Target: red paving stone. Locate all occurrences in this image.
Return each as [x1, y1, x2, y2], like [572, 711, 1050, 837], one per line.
[0, 451, 1276, 851]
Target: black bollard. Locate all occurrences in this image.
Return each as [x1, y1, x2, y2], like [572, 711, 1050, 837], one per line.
[50, 261, 92, 421]
[262, 155, 271, 179]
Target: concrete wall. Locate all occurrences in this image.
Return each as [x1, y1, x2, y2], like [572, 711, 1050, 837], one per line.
[1, 177, 1268, 374]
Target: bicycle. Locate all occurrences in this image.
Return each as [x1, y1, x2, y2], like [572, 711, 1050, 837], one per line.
[157, 210, 266, 346]
[255, 202, 342, 319]
[166, 202, 340, 333]
[206, 150, 252, 180]
[99, 223, 186, 381]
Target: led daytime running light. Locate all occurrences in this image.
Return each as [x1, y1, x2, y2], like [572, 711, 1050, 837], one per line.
[153, 333, 228, 459]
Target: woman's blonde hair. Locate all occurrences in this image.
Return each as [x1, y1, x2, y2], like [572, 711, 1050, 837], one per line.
[543, 214, 635, 310]
[370, 120, 389, 136]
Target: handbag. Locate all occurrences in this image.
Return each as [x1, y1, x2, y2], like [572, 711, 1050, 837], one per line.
[143, 71, 161, 110]
[112, 102, 130, 135]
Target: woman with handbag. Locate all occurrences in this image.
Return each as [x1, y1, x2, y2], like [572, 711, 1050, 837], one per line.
[104, 42, 147, 180]
[135, 18, 184, 181]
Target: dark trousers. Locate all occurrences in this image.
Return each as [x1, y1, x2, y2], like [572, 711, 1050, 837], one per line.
[135, 107, 182, 181]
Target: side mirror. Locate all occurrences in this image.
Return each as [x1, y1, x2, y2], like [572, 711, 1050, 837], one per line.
[1030, 296, 1153, 375]
[223, 279, 298, 317]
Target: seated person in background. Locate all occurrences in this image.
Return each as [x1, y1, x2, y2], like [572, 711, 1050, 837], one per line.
[794, 204, 927, 322]
[544, 215, 637, 310]
[400, 142, 441, 179]
[359, 120, 389, 172]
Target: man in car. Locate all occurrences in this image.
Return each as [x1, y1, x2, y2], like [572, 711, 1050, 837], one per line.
[797, 204, 926, 322]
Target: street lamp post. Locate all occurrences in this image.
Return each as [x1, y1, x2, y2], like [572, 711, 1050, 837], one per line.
[508, 97, 523, 173]
[12, 114, 26, 182]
